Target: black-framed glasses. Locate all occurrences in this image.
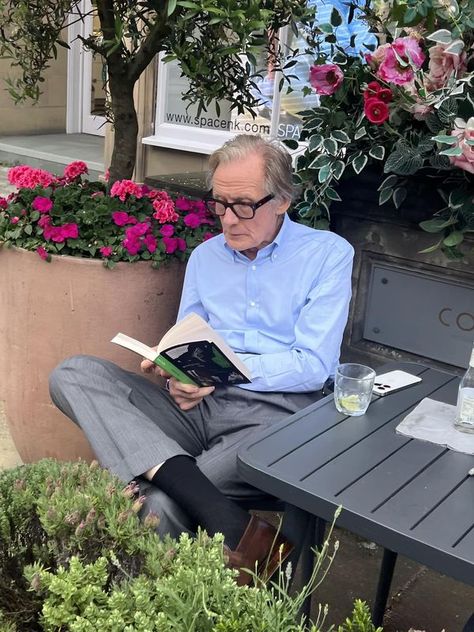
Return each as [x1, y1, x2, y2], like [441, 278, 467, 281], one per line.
[203, 193, 274, 220]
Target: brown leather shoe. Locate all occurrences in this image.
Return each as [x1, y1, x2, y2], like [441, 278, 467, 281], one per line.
[224, 515, 294, 586]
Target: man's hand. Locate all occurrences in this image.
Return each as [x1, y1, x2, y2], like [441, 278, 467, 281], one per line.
[167, 378, 215, 411]
[140, 358, 214, 410]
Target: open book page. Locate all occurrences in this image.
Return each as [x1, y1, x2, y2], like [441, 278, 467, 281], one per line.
[111, 313, 252, 387]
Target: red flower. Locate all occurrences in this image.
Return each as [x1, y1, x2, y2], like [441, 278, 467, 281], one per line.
[364, 98, 390, 125]
[363, 82, 392, 103]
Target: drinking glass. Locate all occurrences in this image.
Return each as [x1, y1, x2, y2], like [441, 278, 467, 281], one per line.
[334, 363, 376, 416]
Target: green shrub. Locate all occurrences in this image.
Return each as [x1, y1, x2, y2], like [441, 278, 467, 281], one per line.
[0, 459, 381, 631]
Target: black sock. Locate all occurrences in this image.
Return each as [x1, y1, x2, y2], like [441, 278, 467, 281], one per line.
[151, 455, 250, 549]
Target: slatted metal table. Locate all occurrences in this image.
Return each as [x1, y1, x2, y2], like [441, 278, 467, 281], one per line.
[237, 362, 474, 626]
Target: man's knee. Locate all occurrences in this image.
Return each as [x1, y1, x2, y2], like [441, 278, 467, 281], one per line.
[49, 355, 112, 401]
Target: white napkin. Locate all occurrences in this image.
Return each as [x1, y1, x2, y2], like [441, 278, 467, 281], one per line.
[396, 397, 474, 455]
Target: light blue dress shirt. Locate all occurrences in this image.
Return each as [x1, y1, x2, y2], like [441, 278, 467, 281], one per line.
[177, 214, 354, 393]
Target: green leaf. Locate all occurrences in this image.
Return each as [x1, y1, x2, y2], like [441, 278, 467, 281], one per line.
[369, 145, 385, 160]
[284, 139, 299, 150]
[437, 98, 458, 124]
[332, 160, 345, 180]
[24, 224, 33, 235]
[439, 145, 462, 156]
[444, 39, 464, 55]
[318, 165, 331, 183]
[427, 29, 452, 44]
[330, 8, 342, 26]
[442, 231, 464, 247]
[323, 138, 338, 156]
[378, 175, 398, 191]
[309, 135, 324, 151]
[419, 218, 451, 233]
[379, 188, 393, 205]
[319, 23, 334, 34]
[431, 134, 457, 145]
[354, 126, 366, 140]
[353, 154, 368, 175]
[309, 155, 331, 169]
[167, 0, 177, 16]
[326, 187, 341, 201]
[331, 130, 350, 144]
[419, 239, 443, 254]
[393, 187, 407, 209]
[384, 151, 423, 176]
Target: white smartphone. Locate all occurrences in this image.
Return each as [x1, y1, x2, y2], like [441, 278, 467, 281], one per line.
[373, 370, 422, 396]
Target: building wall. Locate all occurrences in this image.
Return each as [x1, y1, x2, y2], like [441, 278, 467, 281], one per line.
[144, 145, 207, 177]
[0, 48, 67, 136]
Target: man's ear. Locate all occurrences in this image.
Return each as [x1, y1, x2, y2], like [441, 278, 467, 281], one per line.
[275, 197, 291, 215]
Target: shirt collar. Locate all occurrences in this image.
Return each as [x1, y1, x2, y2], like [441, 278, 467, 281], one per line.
[224, 212, 290, 262]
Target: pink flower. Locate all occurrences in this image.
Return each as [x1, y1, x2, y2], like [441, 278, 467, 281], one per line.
[103, 168, 110, 182]
[175, 196, 193, 211]
[32, 196, 53, 213]
[10, 216, 19, 224]
[143, 233, 157, 253]
[63, 161, 88, 181]
[365, 43, 390, 67]
[0, 197, 7, 209]
[364, 98, 390, 125]
[160, 224, 175, 237]
[152, 198, 179, 223]
[110, 179, 144, 201]
[376, 37, 425, 86]
[36, 246, 49, 261]
[363, 82, 392, 103]
[162, 236, 178, 254]
[183, 212, 202, 229]
[99, 246, 113, 257]
[112, 211, 130, 226]
[449, 118, 474, 175]
[147, 189, 172, 201]
[122, 237, 141, 255]
[8, 165, 55, 189]
[426, 43, 467, 91]
[177, 238, 186, 251]
[309, 63, 344, 96]
[41, 218, 79, 243]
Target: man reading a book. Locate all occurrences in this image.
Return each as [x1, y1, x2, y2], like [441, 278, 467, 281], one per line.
[50, 134, 354, 585]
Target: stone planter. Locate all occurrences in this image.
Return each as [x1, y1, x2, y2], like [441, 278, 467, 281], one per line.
[0, 247, 185, 462]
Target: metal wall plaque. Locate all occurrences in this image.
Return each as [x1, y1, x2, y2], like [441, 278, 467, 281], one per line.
[363, 263, 474, 368]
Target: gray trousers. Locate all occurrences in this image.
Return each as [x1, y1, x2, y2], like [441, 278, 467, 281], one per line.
[49, 355, 320, 539]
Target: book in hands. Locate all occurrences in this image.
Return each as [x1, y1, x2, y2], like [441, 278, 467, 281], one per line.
[111, 312, 252, 387]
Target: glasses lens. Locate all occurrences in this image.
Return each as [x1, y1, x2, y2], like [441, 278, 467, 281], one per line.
[233, 204, 254, 219]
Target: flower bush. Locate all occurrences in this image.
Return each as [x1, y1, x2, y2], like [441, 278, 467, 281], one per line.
[290, 0, 473, 257]
[0, 162, 219, 268]
[0, 459, 382, 632]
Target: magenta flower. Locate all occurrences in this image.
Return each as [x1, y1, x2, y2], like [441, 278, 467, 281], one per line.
[63, 161, 88, 180]
[177, 238, 186, 251]
[309, 63, 344, 96]
[183, 212, 202, 229]
[144, 233, 157, 253]
[99, 246, 113, 257]
[162, 236, 178, 254]
[32, 196, 53, 213]
[203, 232, 215, 241]
[112, 211, 130, 226]
[160, 224, 175, 237]
[36, 246, 49, 261]
[0, 197, 7, 209]
[175, 196, 193, 211]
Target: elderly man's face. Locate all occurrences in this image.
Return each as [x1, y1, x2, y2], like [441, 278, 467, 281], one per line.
[211, 151, 290, 259]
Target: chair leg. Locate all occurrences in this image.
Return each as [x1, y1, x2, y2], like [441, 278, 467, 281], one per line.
[372, 548, 397, 626]
[462, 613, 474, 632]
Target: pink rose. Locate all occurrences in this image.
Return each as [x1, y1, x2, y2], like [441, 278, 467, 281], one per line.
[32, 196, 53, 213]
[309, 63, 344, 96]
[366, 44, 391, 68]
[376, 37, 425, 86]
[10, 216, 19, 224]
[99, 246, 113, 257]
[426, 43, 467, 91]
[449, 118, 474, 174]
[63, 161, 88, 180]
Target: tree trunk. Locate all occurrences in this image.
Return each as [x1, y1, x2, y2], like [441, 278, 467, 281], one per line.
[108, 73, 139, 183]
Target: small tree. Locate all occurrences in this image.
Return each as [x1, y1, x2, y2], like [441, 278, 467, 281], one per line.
[0, 0, 311, 182]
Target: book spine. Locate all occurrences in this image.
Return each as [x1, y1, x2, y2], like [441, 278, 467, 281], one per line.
[154, 355, 198, 386]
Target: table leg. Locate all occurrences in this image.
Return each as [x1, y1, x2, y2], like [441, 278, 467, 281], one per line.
[372, 548, 397, 627]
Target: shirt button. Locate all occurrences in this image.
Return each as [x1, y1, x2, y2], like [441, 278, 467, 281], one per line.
[250, 301, 256, 307]
[251, 265, 256, 271]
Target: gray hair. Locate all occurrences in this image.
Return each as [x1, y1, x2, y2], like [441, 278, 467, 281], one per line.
[207, 135, 294, 203]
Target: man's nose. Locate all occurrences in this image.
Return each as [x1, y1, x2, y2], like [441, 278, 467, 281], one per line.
[221, 206, 239, 225]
